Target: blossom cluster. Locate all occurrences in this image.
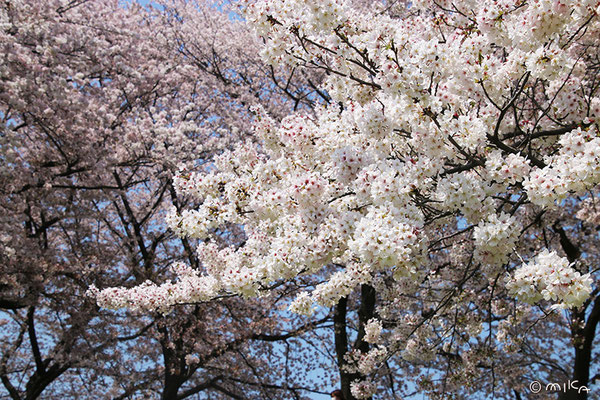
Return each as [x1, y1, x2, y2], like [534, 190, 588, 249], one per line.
[93, 0, 600, 321]
[363, 318, 383, 344]
[485, 151, 531, 185]
[524, 126, 600, 208]
[90, 263, 219, 313]
[350, 379, 377, 399]
[508, 250, 593, 309]
[473, 212, 521, 268]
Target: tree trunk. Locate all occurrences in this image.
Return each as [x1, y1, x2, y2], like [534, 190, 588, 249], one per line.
[333, 284, 376, 400]
[162, 374, 184, 400]
[559, 295, 600, 400]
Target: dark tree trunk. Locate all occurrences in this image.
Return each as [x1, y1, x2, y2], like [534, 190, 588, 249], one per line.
[333, 284, 376, 400]
[159, 324, 186, 400]
[559, 295, 600, 400]
[162, 374, 185, 400]
[334, 296, 354, 400]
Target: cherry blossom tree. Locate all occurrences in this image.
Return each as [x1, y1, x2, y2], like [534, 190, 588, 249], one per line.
[100, 0, 600, 398]
[1, 0, 331, 399]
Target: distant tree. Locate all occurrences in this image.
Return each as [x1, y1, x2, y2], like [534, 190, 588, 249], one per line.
[0, 1, 330, 399]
